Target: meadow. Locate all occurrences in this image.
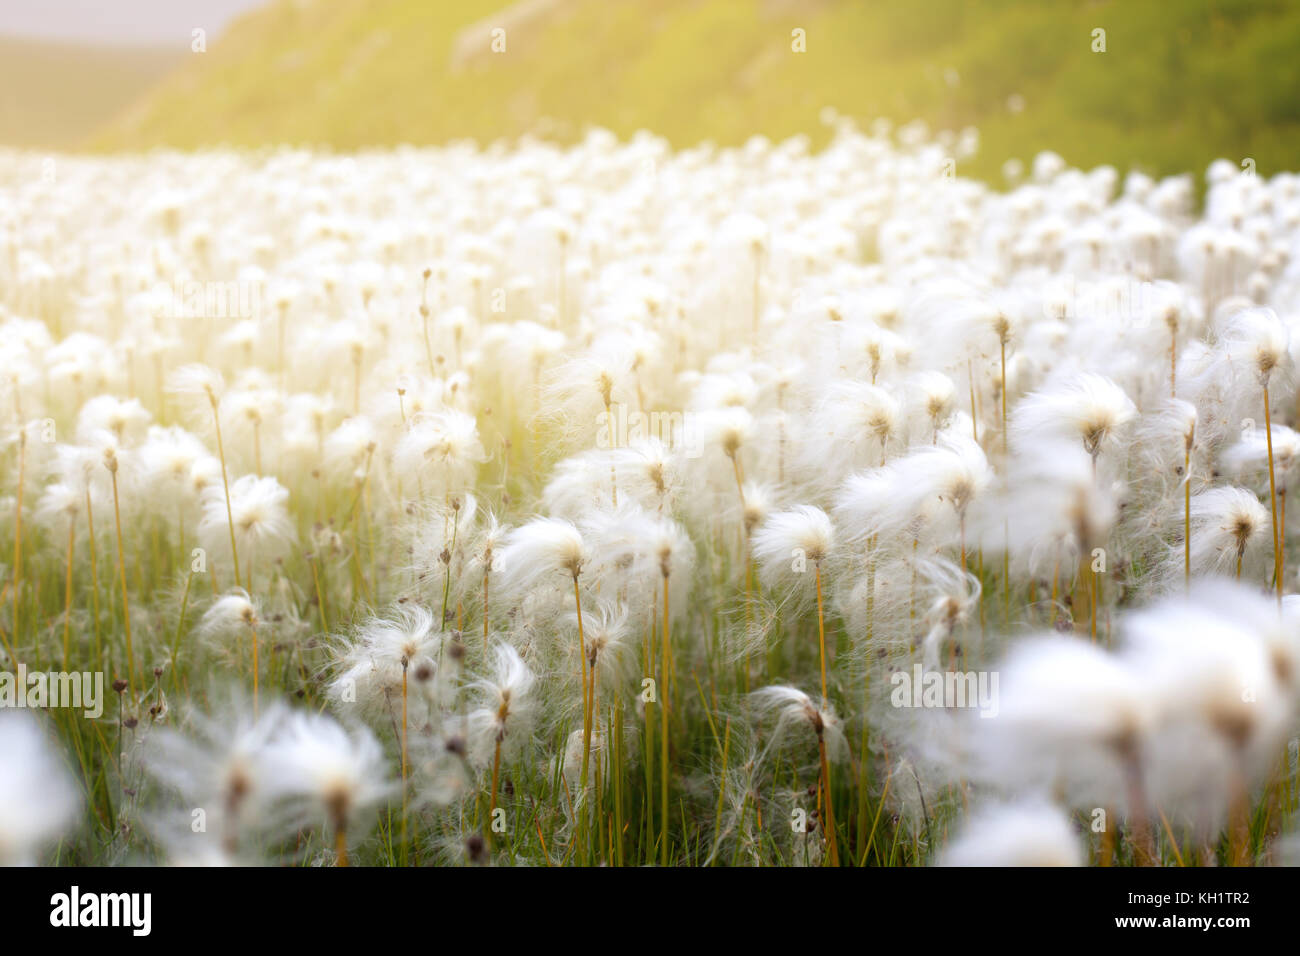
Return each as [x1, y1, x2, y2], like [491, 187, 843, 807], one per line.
[3, 122, 1300, 867]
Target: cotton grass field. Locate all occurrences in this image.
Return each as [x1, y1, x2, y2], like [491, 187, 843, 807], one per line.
[4, 123, 1300, 868]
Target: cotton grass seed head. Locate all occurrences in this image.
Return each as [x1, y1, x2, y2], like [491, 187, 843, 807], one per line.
[0, 712, 80, 866]
[752, 505, 834, 588]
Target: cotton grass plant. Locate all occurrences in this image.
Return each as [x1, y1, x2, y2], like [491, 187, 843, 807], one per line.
[8, 125, 1300, 868]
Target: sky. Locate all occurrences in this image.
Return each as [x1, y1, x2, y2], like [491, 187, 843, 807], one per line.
[0, 0, 271, 46]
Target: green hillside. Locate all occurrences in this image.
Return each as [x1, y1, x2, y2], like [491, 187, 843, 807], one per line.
[91, 0, 1300, 181]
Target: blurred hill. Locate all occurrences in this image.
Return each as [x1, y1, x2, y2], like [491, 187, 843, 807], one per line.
[33, 0, 1300, 181]
[0, 36, 182, 149]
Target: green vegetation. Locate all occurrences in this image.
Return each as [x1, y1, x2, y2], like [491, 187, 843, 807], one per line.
[85, 0, 1300, 183]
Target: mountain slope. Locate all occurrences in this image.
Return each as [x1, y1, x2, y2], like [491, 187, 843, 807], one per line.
[95, 0, 1300, 182]
[0, 36, 182, 149]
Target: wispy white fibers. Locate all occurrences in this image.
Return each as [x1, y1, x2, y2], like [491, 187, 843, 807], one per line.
[15, 126, 1300, 869]
[325, 602, 448, 726]
[1221, 306, 1289, 390]
[0, 712, 80, 865]
[1121, 581, 1295, 815]
[881, 434, 992, 564]
[968, 635, 1153, 809]
[982, 438, 1117, 580]
[167, 364, 226, 423]
[263, 711, 394, 863]
[1224, 423, 1300, 488]
[1185, 486, 1270, 578]
[464, 640, 538, 767]
[76, 395, 151, 445]
[751, 505, 834, 590]
[495, 516, 589, 606]
[141, 691, 287, 863]
[907, 370, 958, 442]
[808, 381, 901, 476]
[199, 589, 260, 643]
[937, 801, 1083, 867]
[139, 425, 218, 510]
[199, 474, 295, 575]
[1012, 372, 1136, 464]
[749, 684, 847, 764]
[392, 409, 486, 497]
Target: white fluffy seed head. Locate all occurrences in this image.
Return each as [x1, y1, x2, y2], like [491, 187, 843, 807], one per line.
[1013, 372, 1136, 461]
[496, 517, 590, 599]
[1188, 485, 1269, 573]
[199, 589, 259, 639]
[0, 712, 81, 866]
[938, 801, 1083, 867]
[465, 641, 538, 765]
[264, 711, 393, 833]
[199, 474, 295, 566]
[1222, 306, 1288, 385]
[749, 684, 847, 763]
[751, 505, 835, 587]
[168, 363, 226, 414]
